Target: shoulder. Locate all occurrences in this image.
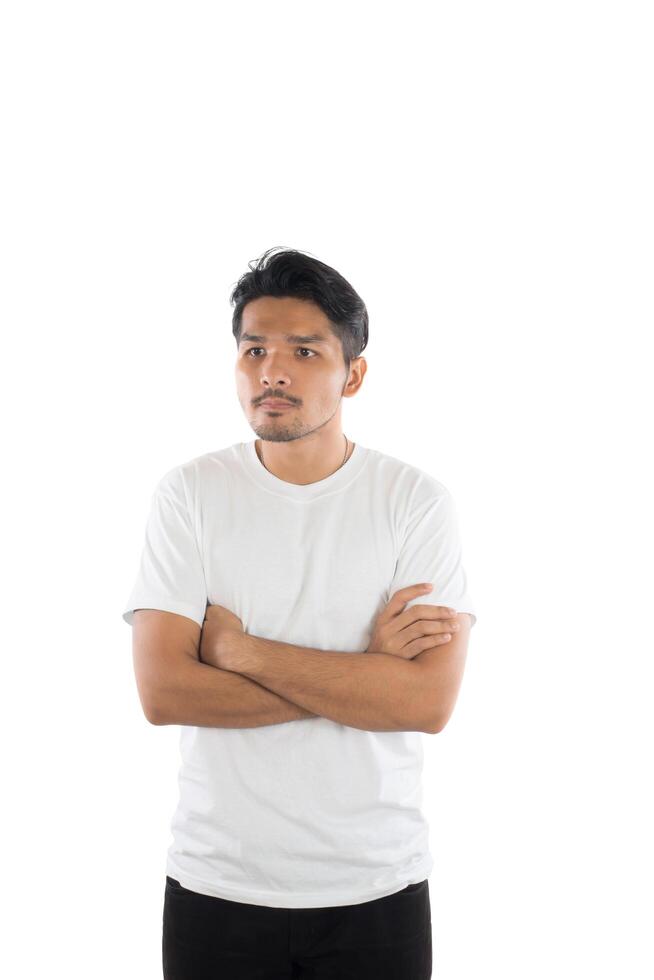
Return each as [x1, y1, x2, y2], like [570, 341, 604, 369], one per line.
[154, 442, 242, 503]
[365, 446, 453, 506]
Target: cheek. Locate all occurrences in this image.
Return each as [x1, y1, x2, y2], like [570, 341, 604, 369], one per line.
[234, 367, 253, 391]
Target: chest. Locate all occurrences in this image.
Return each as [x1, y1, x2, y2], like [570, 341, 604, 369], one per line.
[199, 491, 400, 650]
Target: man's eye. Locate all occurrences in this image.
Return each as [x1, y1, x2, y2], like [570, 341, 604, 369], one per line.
[245, 347, 317, 358]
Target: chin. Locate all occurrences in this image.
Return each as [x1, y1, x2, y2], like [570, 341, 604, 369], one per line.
[252, 423, 306, 443]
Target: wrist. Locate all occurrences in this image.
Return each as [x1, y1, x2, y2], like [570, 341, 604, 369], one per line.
[227, 631, 260, 674]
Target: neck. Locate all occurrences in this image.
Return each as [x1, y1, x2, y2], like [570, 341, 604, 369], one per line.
[255, 433, 352, 486]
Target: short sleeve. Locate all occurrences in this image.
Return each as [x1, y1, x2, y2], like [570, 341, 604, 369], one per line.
[388, 482, 477, 626]
[122, 468, 208, 629]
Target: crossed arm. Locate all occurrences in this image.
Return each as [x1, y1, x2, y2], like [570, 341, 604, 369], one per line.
[215, 634, 434, 733]
[198, 612, 469, 734]
[142, 612, 470, 735]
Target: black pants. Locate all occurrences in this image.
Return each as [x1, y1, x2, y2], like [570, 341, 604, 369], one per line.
[163, 875, 432, 979]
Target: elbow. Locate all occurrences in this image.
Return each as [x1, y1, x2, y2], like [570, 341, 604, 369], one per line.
[417, 699, 444, 734]
[420, 692, 456, 733]
[424, 720, 443, 735]
[146, 709, 165, 726]
[142, 693, 168, 726]
[428, 708, 455, 734]
[416, 711, 442, 735]
[423, 709, 447, 735]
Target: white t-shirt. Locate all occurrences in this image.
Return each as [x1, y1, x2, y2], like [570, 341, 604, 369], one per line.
[123, 439, 477, 908]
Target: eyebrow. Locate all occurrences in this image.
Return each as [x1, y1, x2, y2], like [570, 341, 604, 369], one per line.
[239, 332, 330, 345]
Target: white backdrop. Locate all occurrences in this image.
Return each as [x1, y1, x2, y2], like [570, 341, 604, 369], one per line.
[2, 2, 652, 978]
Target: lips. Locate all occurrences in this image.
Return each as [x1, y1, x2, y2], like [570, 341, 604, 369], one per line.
[259, 400, 295, 408]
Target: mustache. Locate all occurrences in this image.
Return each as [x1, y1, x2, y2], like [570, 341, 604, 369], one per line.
[255, 395, 298, 405]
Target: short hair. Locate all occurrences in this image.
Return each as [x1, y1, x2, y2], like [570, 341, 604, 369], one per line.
[230, 246, 369, 368]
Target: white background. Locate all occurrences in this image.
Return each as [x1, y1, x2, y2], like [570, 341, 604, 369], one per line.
[2, 2, 652, 977]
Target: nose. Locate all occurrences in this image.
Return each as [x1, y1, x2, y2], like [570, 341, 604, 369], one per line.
[259, 363, 292, 389]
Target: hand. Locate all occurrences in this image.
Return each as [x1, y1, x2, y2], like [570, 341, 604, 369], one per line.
[365, 584, 460, 661]
[199, 603, 245, 670]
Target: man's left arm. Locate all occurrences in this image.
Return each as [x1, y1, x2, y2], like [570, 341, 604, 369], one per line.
[412, 611, 473, 732]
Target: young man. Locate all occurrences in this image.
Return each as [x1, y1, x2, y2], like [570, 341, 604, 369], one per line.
[123, 246, 477, 980]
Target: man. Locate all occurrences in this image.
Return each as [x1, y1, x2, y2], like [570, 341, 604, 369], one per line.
[123, 246, 477, 979]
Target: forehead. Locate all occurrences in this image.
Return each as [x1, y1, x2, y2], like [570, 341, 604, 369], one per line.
[240, 296, 336, 345]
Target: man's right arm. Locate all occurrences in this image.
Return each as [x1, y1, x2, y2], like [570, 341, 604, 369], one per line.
[132, 609, 317, 728]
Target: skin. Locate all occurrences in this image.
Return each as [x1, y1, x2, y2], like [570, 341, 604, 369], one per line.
[234, 295, 367, 485]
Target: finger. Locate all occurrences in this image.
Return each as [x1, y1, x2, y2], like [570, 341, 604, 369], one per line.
[395, 604, 459, 631]
[400, 617, 460, 639]
[377, 584, 435, 623]
[406, 603, 459, 619]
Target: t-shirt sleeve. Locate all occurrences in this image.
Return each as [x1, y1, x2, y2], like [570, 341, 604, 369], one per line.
[389, 481, 477, 626]
[121, 469, 208, 629]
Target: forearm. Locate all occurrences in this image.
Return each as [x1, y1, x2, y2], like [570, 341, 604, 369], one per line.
[155, 660, 318, 728]
[230, 635, 430, 733]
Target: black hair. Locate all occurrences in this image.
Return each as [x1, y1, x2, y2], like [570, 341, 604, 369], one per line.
[230, 246, 369, 369]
